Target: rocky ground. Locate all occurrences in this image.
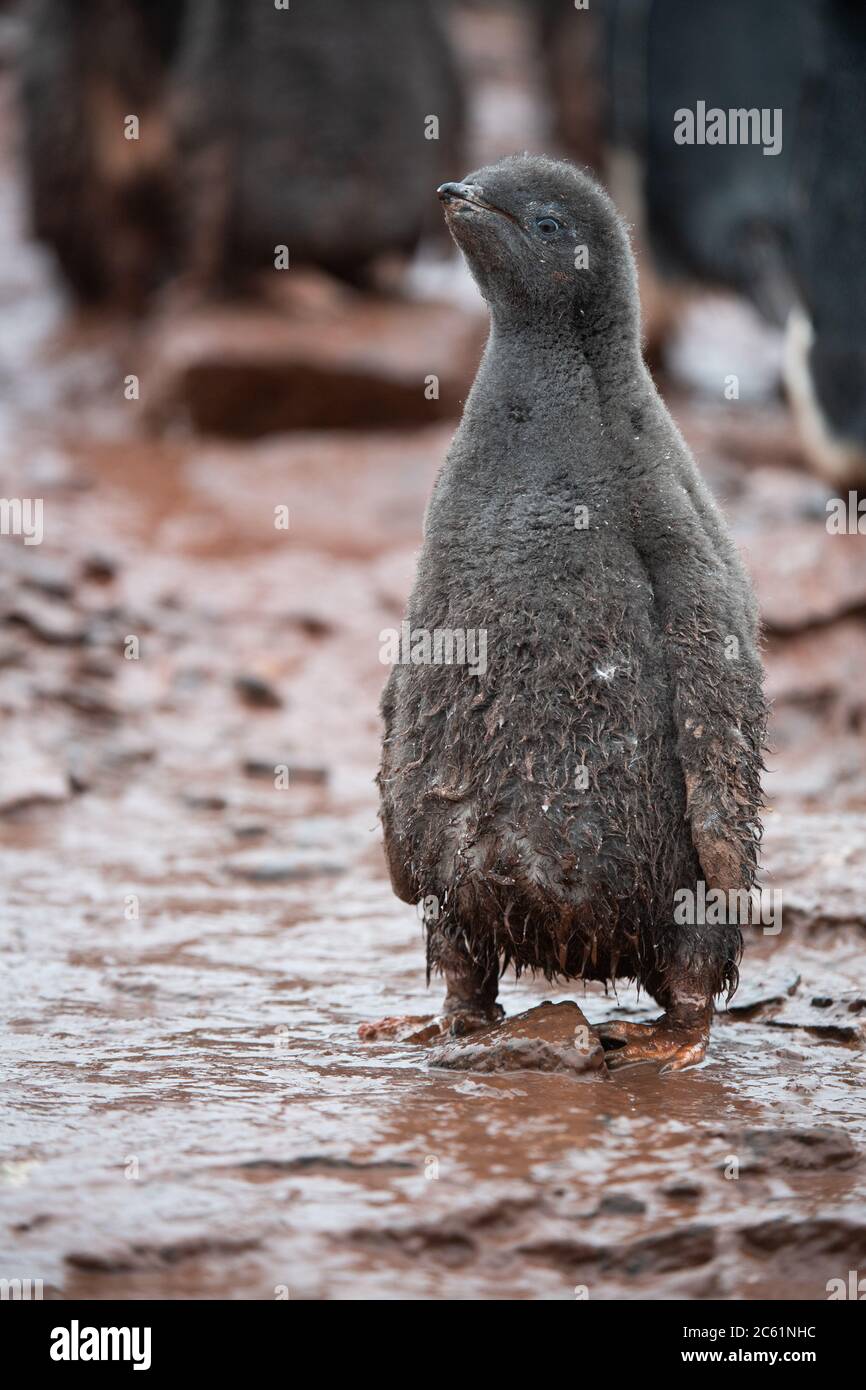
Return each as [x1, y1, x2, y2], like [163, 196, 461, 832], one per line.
[1, 10, 865, 1300]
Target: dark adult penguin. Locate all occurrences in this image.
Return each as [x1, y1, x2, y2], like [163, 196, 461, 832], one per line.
[19, 0, 184, 310]
[172, 0, 464, 292]
[374, 155, 766, 1072]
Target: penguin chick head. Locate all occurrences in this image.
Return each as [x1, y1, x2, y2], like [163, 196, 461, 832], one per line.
[438, 154, 638, 332]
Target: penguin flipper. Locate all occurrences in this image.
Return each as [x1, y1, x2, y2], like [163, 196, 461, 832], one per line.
[380, 815, 418, 905]
[635, 489, 767, 895]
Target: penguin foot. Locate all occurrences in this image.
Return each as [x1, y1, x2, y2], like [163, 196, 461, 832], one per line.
[597, 1014, 709, 1073]
[441, 1002, 505, 1038]
[358, 1004, 504, 1044]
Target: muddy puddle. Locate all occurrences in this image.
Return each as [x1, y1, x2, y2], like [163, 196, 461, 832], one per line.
[2, 408, 864, 1300]
[0, 33, 864, 1301]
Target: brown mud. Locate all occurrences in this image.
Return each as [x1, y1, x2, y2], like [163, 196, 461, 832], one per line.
[1, 19, 865, 1301]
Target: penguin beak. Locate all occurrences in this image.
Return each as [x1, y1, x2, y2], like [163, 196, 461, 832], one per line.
[437, 182, 486, 209]
[437, 182, 522, 230]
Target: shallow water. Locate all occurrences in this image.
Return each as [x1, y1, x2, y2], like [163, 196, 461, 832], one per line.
[1, 421, 864, 1301]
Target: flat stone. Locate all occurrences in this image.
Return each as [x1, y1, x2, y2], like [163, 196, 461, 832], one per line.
[428, 1001, 607, 1077]
[720, 965, 802, 1018]
[230, 823, 267, 840]
[81, 553, 119, 583]
[233, 674, 283, 709]
[241, 755, 287, 779]
[182, 792, 228, 812]
[718, 1127, 858, 1174]
[285, 763, 330, 786]
[599, 1191, 646, 1214]
[141, 295, 485, 437]
[661, 1180, 703, 1201]
[759, 995, 865, 1044]
[720, 956, 866, 1043]
[6, 594, 87, 645]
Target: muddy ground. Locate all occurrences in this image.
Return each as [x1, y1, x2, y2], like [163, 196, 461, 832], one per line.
[1, 13, 865, 1300]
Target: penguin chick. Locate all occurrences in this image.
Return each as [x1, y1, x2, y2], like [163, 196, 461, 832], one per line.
[374, 155, 767, 1072]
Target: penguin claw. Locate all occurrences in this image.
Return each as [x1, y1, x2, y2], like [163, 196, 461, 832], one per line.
[659, 1040, 708, 1074]
[597, 1016, 709, 1073]
[596, 1019, 648, 1047]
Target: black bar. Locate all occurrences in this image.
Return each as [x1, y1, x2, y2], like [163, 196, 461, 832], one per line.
[5, 1298, 860, 1374]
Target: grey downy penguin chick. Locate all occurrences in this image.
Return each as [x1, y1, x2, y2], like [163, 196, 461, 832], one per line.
[373, 155, 766, 1071]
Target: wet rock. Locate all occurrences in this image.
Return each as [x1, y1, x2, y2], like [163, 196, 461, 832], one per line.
[517, 1238, 602, 1272]
[722, 963, 866, 1042]
[142, 299, 484, 437]
[349, 1196, 541, 1267]
[103, 740, 156, 768]
[231, 823, 267, 840]
[761, 995, 866, 1043]
[81, 553, 118, 584]
[50, 684, 120, 720]
[284, 612, 334, 639]
[428, 1001, 607, 1077]
[519, 1224, 716, 1277]
[65, 745, 95, 800]
[598, 1192, 647, 1215]
[65, 1234, 262, 1273]
[740, 1218, 866, 1262]
[75, 653, 117, 681]
[227, 850, 347, 882]
[242, 755, 289, 779]
[349, 1224, 477, 1268]
[720, 966, 801, 1019]
[10, 1213, 54, 1234]
[719, 1127, 858, 1174]
[609, 1225, 716, 1276]
[6, 594, 87, 645]
[233, 674, 283, 710]
[236, 1155, 414, 1175]
[662, 1180, 704, 1201]
[182, 792, 227, 812]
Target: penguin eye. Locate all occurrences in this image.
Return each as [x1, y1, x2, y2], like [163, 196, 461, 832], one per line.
[535, 216, 562, 236]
